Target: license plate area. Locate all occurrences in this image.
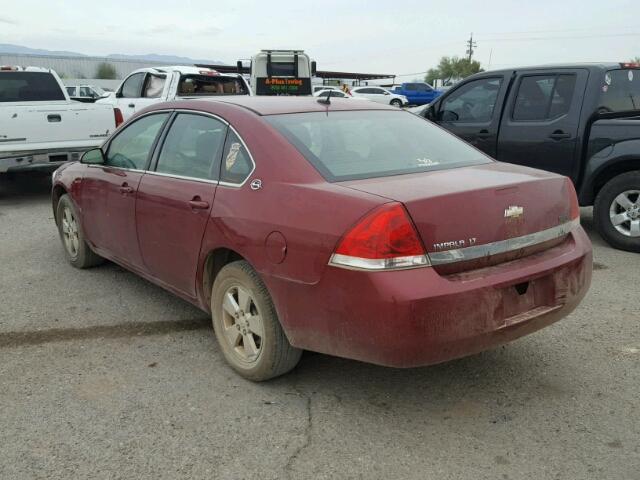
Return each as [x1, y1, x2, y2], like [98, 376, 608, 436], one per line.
[500, 275, 556, 325]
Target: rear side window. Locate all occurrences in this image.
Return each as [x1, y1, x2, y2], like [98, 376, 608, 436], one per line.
[220, 131, 254, 184]
[106, 113, 169, 170]
[266, 110, 491, 182]
[143, 75, 166, 98]
[599, 69, 640, 112]
[0, 72, 65, 102]
[178, 75, 249, 96]
[155, 114, 227, 180]
[513, 74, 576, 121]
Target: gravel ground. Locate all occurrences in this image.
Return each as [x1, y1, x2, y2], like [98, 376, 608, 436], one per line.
[0, 172, 638, 480]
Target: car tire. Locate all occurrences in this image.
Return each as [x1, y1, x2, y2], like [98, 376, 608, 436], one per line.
[211, 260, 302, 381]
[56, 194, 104, 268]
[593, 171, 640, 252]
[390, 99, 403, 107]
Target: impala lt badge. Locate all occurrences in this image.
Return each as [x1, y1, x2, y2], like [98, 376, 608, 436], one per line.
[504, 205, 524, 219]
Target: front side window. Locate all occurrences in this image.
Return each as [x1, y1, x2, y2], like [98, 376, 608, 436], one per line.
[106, 113, 169, 169]
[440, 77, 502, 123]
[513, 74, 576, 121]
[120, 73, 146, 98]
[79, 86, 93, 97]
[220, 131, 254, 184]
[266, 110, 491, 182]
[155, 114, 227, 180]
[66, 87, 76, 96]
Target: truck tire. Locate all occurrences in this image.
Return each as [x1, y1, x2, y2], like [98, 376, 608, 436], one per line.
[211, 260, 302, 381]
[56, 194, 104, 268]
[593, 171, 640, 252]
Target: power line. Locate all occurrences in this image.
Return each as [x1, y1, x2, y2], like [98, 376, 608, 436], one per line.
[478, 32, 640, 42]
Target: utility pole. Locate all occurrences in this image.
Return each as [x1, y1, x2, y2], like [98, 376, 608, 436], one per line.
[466, 33, 477, 62]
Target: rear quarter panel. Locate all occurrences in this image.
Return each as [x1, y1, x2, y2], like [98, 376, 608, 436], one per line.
[192, 106, 386, 312]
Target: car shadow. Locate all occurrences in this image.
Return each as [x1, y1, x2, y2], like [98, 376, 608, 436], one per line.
[0, 172, 52, 204]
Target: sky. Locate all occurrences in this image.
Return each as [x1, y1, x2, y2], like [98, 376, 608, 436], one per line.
[1, 0, 639, 80]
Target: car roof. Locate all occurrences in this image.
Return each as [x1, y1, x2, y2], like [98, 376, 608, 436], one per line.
[193, 96, 395, 115]
[132, 65, 241, 77]
[483, 62, 628, 75]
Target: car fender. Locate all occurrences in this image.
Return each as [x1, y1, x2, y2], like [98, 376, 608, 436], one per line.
[579, 138, 640, 204]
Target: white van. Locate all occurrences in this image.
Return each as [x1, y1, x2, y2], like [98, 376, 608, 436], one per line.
[249, 50, 316, 96]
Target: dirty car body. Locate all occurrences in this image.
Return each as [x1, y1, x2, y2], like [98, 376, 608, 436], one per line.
[52, 97, 592, 371]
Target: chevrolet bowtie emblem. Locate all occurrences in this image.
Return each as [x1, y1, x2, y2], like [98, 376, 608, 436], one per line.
[504, 205, 524, 219]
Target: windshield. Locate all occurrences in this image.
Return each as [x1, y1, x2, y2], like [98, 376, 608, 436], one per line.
[265, 110, 491, 182]
[599, 69, 640, 112]
[177, 75, 248, 96]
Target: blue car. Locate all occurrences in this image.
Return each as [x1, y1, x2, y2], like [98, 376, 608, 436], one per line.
[391, 82, 443, 105]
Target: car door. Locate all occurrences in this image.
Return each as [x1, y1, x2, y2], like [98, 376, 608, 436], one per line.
[496, 69, 588, 179]
[135, 112, 227, 296]
[81, 112, 170, 268]
[434, 76, 508, 158]
[115, 72, 167, 120]
[368, 87, 390, 104]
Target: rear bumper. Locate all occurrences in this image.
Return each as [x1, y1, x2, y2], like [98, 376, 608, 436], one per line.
[270, 226, 592, 368]
[0, 148, 88, 173]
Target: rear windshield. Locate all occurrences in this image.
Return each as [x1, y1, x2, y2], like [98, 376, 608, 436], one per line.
[599, 69, 640, 112]
[0, 72, 65, 102]
[177, 75, 248, 96]
[265, 110, 491, 181]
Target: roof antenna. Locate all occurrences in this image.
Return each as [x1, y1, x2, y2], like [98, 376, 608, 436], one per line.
[317, 89, 332, 105]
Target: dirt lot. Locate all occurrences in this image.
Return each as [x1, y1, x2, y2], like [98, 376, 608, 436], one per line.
[1, 173, 638, 480]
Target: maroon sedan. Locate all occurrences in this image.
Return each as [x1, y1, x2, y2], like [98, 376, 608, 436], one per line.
[52, 97, 592, 381]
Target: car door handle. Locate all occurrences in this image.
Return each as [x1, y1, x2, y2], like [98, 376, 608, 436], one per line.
[477, 129, 492, 139]
[128, 103, 135, 108]
[119, 184, 134, 194]
[188, 199, 210, 210]
[47, 114, 61, 122]
[549, 130, 572, 140]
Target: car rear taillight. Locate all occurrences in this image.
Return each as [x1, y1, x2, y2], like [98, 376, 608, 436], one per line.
[329, 202, 430, 270]
[114, 108, 124, 128]
[566, 178, 580, 221]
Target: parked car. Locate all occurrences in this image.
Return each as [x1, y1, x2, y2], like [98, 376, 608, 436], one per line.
[417, 62, 640, 252]
[0, 66, 122, 176]
[97, 66, 252, 120]
[390, 82, 443, 105]
[312, 85, 340, 94]
[312, 90, 368, 100]
[52, 97, 592, 381]
[351, 86, 408, 107]
[66, 84, 107, 103]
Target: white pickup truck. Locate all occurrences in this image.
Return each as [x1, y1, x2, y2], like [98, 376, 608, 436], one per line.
[97, 66, 252, 120]
[0, 66, 121, 175]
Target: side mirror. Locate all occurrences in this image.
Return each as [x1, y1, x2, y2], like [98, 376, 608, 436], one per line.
[237, 60, 243, 73]
[424, 104, 436, 120]
[311, 61, 317, 76]
[384, 91, 390, 95]
[441, 110, 459, 122]
[81, 148, 105, 165]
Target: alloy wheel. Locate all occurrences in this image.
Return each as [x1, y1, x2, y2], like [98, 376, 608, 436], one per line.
[609, 190, 640, 237]
[221, 285, 264, 362]
[61, 206, 80, 257]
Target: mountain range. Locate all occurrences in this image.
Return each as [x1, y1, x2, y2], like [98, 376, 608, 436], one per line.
[0, 43, 225, 65]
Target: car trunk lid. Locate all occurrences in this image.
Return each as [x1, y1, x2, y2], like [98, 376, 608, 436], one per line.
[339, 163, 576, 273]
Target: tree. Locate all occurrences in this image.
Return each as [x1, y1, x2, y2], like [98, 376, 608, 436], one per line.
[632, 57, 640, 64]
[425, 56, 483, 85]
[95, 62, 117, 79]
